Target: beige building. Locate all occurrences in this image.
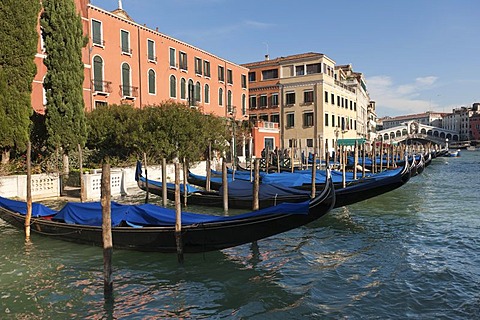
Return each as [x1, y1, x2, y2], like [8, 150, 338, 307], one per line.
[243, 52, 371, 156]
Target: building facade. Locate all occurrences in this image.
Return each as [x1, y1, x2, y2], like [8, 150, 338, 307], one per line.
[32, 0, 248, 121]
[381, 111, 444, 130]
[442, 104, 480, 141]
[243, 53, 371, 157]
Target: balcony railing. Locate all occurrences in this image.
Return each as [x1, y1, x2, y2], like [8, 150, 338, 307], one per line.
[120, 85, 139, 99]
[92, 80, 112, 95]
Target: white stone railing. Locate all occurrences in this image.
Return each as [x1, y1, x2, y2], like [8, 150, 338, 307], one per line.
[0, 161, 211, 201]
[0, 173, 60, 200]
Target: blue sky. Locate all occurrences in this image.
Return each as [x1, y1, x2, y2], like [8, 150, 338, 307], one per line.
[91, 0, 480, 117]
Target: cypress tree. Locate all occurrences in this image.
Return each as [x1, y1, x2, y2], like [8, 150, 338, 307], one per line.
[41, 0, 87, 171]
[0, 0, 40, 164]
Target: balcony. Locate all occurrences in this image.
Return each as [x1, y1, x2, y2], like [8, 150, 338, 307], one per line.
[120, 85, 139, 100]
[92, 80, 112, 95]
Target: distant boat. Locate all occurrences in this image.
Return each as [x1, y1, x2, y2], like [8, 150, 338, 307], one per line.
[446, 149, 461, 157]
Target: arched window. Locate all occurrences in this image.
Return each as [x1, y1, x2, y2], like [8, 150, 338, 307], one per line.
[227, 90, 232, 113]
[242, 94, 246, 116]
[148, 69, 156, 94]
[121, 63, 131, 96]
[204, 84, 210, 104]
[93, 55, 104, 92]
[170, 75, 176, 98]
[188, 79, 194, 105]
[180, 78, 186, 100]
[219, 88, 223, 106]
[195, 81, 201, 102]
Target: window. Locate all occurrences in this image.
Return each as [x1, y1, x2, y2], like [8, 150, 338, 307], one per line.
[307, 139, 313, 147]
[350, 100, 353, 110]
[219, 88, 223, 106]
[180, 78, 186, 99]
[169, 48, 176, 67]
[204, 84, 210, 103]
[241, 74, 247, 89]
[187, 79, 194, 105]
[332, 115, 335, 127]
[325, 91, 328, 103]
[218, 66, 225, 82]
[325, 113, 329, 126]
[271, 114, 279, 123]
[148, 69, 155, 94]
[262, 69, 278, 80]
[306, 63, 321, 74]
[303, 112, 314, 127]
[121, 63, 131, 96]
[341, 97, 344, 108]
[295, 65, 305, 76]
[286, 92, 295, 105]
[120, 30, 130, 54]
[354, 102, 357, 111]
[260, 114, 269, 122]
[204, 61, 211, 77]
[286, 113, 295, 128]
[304, 90, 314, 104]
[170, 75, 176, 98]
[337, 96, 340, 106]
[242, 94, 246, 115]
[147, 39, 155, 61]
[195, 57, 202, 75]
[248, 72, 256, 82]
[93, 56, 104, 92]
[195, 81, 201, 102]
[331, 93, 334, 104]
[227, 69, 233, 84]
[271, 93, 279, 107]
[227, 90, 232, 113]
[249, 95, 257, 109]
[179, 51, 187, 70]
[92, 20, 103, 46]
[259, 95, 267, 108]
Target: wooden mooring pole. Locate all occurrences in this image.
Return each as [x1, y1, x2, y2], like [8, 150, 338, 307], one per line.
[253, 158, 260, 210]
[174, 162, 184, 263]
[143, 153, 149, 204]
[222, 158, 228, 214]
[101, 159, 113, 298]
[311, 153, 317, 198]
[25, 142, 32, 241]
[78, 144, 85, 202]
[162, 158, 167, 207]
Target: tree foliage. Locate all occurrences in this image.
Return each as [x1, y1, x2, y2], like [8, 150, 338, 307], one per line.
[0, 0, 40, 157]
[41, 0, 87, 154]
[86, 103, 229, 165]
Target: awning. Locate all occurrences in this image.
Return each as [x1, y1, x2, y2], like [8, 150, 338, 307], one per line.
[337, 138, 366, 146]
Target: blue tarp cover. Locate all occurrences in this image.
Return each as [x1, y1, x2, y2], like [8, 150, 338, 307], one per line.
[0, 196, 56, 217]
[0, 195, 309, 228]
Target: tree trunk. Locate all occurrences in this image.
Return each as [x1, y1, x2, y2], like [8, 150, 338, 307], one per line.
[1, 149, 10, 164]
[63, 153, 70, 175]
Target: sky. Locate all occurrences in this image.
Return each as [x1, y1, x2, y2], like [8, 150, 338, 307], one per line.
[91, 0, 480, 118]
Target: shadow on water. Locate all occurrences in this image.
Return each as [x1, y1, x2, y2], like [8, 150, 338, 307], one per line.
[0, 220, 305, 319]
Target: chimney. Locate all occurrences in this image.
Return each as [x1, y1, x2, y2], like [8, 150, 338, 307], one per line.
[265, 54, 270, 61]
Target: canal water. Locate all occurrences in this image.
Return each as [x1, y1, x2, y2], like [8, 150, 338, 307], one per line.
[1, 151, 479, 319]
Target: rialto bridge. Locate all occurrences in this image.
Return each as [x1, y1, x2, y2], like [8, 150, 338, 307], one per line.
[375, 121, 459, 147]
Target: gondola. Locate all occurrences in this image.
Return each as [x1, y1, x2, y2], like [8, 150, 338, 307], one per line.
[136, 162, 332, 209]
[0, 170, 335, 253]
[137, 159, 411, 210]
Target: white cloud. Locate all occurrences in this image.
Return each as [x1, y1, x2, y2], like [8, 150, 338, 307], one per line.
[368, 75, 439, 117]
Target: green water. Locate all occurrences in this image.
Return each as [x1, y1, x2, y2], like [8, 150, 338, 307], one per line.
[1, 151, 480, 319]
